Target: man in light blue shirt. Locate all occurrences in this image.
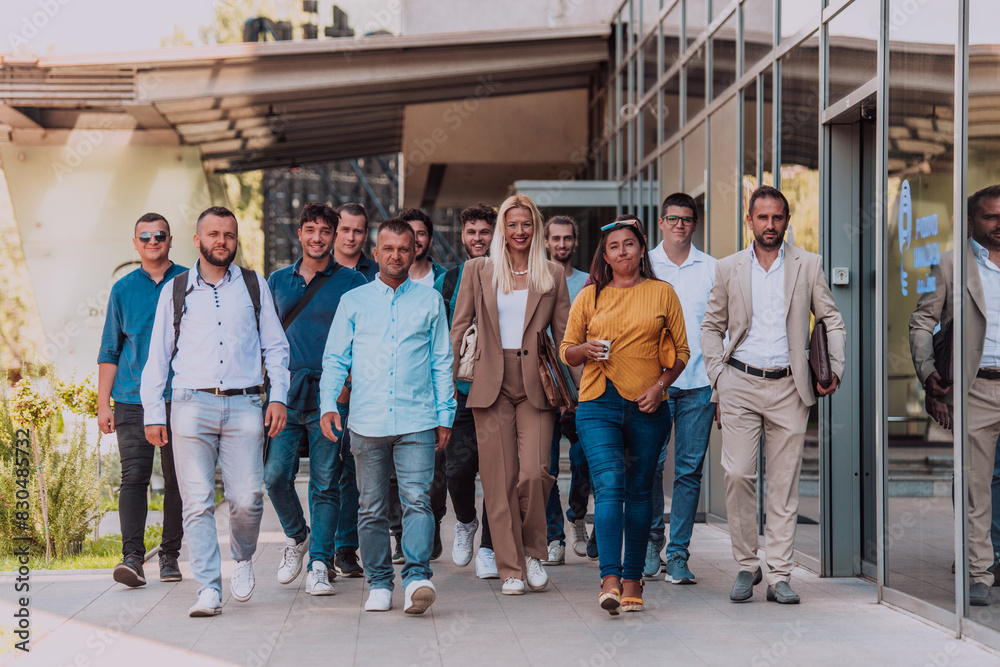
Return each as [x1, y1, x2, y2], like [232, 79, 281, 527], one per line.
[646, 193, 718, 584]
[319, 217, 456, 615]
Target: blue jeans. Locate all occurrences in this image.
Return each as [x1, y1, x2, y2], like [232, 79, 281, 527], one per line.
[545, 412, 590, 544]
[336, 402, 360, 552]
[649, 385, 716, 560]
[170, 388, 265, 595]
[576, 382, 671, 580]
[350, 429, 436, 591]
[263, 403, 347, 569]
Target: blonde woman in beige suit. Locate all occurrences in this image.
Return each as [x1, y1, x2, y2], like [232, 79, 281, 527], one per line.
[451, 194, 571, 595]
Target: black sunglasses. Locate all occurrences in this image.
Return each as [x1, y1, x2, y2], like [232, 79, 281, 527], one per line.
[137, 232, 168, 244]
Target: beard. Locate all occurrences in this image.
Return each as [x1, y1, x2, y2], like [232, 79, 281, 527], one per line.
[414, 244, 429, 262]
[303, 244, 331, 260]
[200, 241, 237, 267]
[753, 229, 784, 250]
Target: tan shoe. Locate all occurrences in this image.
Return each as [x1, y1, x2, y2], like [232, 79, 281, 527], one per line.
[600, 575, 621, 615]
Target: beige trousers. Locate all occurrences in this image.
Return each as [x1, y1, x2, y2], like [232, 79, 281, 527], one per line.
[718, 364, 810, 585]
[473, 350, 556, 581]
[967, 377, 1000, 586]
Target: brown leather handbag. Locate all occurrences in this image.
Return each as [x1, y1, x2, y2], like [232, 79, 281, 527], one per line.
[537, 330, 578, 410]
[810, 318, 832, 392]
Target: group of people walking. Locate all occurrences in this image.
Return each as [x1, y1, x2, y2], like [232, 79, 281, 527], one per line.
[97, 184, 846, 618]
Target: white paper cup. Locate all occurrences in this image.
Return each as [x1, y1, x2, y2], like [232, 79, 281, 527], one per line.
[593, 339, 612, 361]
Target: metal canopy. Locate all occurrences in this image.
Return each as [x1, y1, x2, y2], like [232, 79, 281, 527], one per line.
[0, 25, 609, 173]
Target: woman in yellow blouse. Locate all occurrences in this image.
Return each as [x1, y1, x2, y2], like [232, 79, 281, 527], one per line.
[560, 219, 689, 615]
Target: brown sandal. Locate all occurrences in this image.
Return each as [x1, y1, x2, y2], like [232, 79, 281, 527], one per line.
[621, 579, 644, 612]
[599, 575, 621, 615]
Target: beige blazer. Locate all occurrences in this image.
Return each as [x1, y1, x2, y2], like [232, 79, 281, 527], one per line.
[909, 245, 987, 398]
[701, 242, 847, 407]
[451, 256, 571, 411]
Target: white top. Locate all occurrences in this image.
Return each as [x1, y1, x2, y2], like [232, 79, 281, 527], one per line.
[972, 238, 1000, 367]
[649, 242, 717, 390]
[733, 243, 790, 369]
[411, 267, 436, 288]
[140, 261, 290, 426]
[497, 288, 529, 349]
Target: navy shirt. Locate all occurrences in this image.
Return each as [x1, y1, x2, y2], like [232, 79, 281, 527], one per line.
[97, 262, 188, 405]
[348, 253, 378, 282]
[268, 256, 367, 410]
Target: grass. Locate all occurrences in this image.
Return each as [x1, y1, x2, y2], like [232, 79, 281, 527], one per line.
[0, 524, 163, 571]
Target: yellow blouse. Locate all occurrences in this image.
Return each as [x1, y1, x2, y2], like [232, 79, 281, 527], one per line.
[559, 279, 690, 402]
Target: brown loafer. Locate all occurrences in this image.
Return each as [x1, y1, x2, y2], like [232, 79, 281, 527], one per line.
[599, 575, 621, 615]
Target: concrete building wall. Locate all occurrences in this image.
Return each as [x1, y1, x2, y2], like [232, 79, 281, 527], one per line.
[402, 0, 619, 35]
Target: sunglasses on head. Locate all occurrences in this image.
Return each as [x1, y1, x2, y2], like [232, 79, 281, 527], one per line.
[137, 231, 168, 244]
[600, 219, 642, 232]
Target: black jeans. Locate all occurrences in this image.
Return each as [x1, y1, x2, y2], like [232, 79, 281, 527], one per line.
[114, 402, 183, 558]
[445, 392, 492, 549]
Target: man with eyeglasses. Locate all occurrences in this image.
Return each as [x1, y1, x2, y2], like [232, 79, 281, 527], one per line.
[645, 194, 719, 584]
[98, 213, 188, 588]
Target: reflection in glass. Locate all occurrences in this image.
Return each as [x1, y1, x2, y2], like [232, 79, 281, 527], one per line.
[686, 46, 707, 121]
[762, 67, 774, 185]
[643, 30, 659, 95]
[889, 0, 955, 613]
[684, 121, 706, 195]
[642, 101, 658, 161]
[742, 0, 774, 74]
[663, 74, 681, 141]
[687, 0, 708, 49]
[828, 0, 877, 105]
[965, 0, 1000, 623]
[743, 80, 758, 193]
[776, 33, 821, 560]
[781, 0, 819, 42]
[662, 1, 682, 72]
[710, 12, 737, 101]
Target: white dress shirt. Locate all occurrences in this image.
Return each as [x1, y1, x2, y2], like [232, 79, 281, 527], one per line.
[649, 242, 717, 390]
[497, 288, 529, 349]
[141, 261, 290, 426]
[733, 242, 790, 369]
[972, 238, 1000, 368]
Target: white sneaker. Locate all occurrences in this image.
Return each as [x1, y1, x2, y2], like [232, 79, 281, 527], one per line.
[501, 577, 525, 595]
[571, 519, 588, 557]
[188, 588, 222, 617]
[231, 559, 255, 602]
[476, 548, 499, 579]
[305, 561, 335, 596]
[525, 556, 548, 591]
[277, 533, 309, 584]
[364, 588, 392, 612]
[452, 518, 479, 567]
[403, 579, 436, 614]
[542, 540, 565, 565]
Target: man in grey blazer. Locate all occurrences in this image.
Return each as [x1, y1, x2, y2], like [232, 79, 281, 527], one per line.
[701, 185, 846, 604]
[910, 184, 1000, 606]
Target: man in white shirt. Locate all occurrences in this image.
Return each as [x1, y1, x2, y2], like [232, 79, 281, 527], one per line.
[645, 193, 718, 584]
[701, 186, 845, 605]
[401, 208, 445, 288]
[141, 206, 290, 618]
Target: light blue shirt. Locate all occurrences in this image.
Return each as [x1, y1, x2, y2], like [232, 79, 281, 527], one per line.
[971, 238, 1000, 368]
[319, 275, 456, 437]
[649, 242, 717, 390]
[565, 267, 589, 303]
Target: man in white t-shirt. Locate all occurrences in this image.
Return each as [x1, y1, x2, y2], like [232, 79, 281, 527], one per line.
[645, 193, 718, 585]
[401, 208, 445, 288]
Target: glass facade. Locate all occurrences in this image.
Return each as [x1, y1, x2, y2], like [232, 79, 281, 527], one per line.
[596, 0, 1000, 645]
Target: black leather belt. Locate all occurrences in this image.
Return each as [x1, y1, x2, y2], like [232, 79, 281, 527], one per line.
[977, 368, 1000, 380]
[195, 386, 264, 396]
[727, 358, 791, 380]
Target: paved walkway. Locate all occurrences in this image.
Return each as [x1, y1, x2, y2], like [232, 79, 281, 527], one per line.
[2, 483, 999, 666]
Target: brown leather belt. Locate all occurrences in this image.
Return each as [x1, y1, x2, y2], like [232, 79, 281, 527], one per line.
[727, 358, 791, 380]
[977, 368, 1000, 380]
[195, 386, 264, 396]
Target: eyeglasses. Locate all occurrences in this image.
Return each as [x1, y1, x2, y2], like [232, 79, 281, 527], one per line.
[600, 219, 642, 232]
[661, 215, 696, 227]
[137, 232, 168, 244]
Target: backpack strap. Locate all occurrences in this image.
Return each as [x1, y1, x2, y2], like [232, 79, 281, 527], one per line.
[240, 266, 262, 336]
[441, 266, 459, 324]
[170, 271, 192, 364]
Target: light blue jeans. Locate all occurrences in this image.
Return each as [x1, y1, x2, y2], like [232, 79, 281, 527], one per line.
[350, 429, 436, 591]
[170, 388, 265, 595]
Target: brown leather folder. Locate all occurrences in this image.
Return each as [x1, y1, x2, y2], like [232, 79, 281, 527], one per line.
[810, 318, 832, 391]
[931, 319, 954, 386]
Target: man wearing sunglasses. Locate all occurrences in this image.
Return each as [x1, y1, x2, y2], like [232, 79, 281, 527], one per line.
[98, 213, 187, 588]
[645, 193, 719, 585]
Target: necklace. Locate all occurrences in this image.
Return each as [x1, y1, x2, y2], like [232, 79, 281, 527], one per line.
[511, 267, 529, 276]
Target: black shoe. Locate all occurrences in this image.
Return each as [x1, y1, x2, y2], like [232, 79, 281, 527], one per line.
[729, 568, 762, 602]
[990, 553, 1000, 588]
[971, 582, 992, 607]
[158, 554, 182, 582]
[334, 548, 364, 578]
[586, 528, 598, 561]
[391, 535, 404, 565]
[431, 524, 443, 561]
[113, 552, 147, 588]
[765, 581, 800, 604]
